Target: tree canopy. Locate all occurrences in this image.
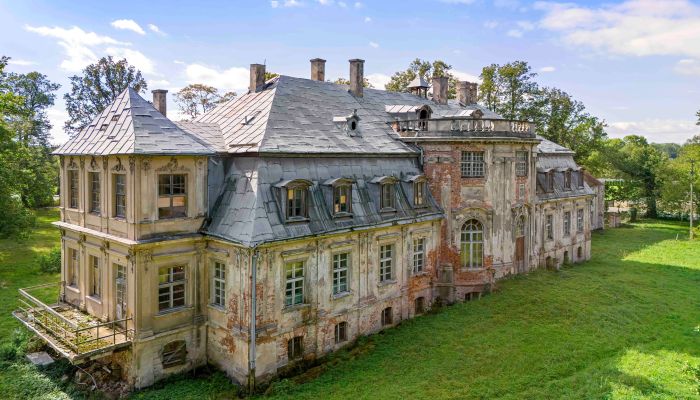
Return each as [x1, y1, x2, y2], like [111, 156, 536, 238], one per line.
[385, 59, 456, 98]
[175, 84, 237, 119]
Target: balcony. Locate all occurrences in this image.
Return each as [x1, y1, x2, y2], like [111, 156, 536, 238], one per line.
[394, 117, 536, 139]
[13, 282, 133, 362]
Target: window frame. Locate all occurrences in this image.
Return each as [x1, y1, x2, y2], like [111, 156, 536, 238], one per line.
[88, 171, 100, 214]
[68, 169, 79, 209]
[285, 184, 309, 221]
[380, 182, 395, 210]
[563, 211, 571, 236]
[460, 151, 485, 178]
[284, 261, 305, 307]
[113, 173, 127, 219]
[413, 179, 427, 207]
[332, 253, 349, 295]
[564, 170, 572, 191]
[546, 214, 554, 240]
[460, 219, 484, 269]
[414, 296, 425, 314]
[211, 261, 226, 308]
[515, 151, 528, 177]
[547, 171, 554, 192]
[89, 255, 100, 298]
[332, 184, 352, 216]
[381, 307, 393, 326]
[288, 336, 303, 360]
[162, 340, 187, 368]
[334, 321, 348, 344]
[412, 237, 425, 274]
[158, 266, 186, 312]
[379, 244, 394, 282]
[68, 248, 79, 288]
[158, 173, 188, 220]
[577, 208, 584, 232]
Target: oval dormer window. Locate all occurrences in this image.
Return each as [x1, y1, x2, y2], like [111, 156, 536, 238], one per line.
[350, 120, 357, 131]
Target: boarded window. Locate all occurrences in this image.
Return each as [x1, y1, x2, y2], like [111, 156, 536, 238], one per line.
[413, 238, 425, 273]
[288, 336, 303, 360]
[162, 340, 186, 368]
[158, 174, 187, 219]
[89, 172, 100, 214]
[114, 174, 126, 218]
[332, 253, 349, 295]
[334, 321, 348, 344]
[379, 244, 393, 282]
[212, 262, 226, 307]
[461, 151, 485, 178]
[381, 307, 393, 326]
[285, 261, 304, 306]
[460, 220, 483, 269]
[515, 151, 528, 176]
[68, 169, 79, 209]
[158, 266, 186, 312]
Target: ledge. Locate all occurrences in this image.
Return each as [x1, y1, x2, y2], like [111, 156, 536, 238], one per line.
[282, 303, 311, 313]
[332, 291, 352, 300]
[377, 279, 397, 288]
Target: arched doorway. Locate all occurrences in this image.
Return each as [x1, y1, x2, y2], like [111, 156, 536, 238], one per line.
[514, 216, 526, 273]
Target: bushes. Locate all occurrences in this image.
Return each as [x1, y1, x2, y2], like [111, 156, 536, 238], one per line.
[37, 246, 61, 273]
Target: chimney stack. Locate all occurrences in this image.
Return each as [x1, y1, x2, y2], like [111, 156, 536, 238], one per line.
[458, 81, 478, 105]
[249, 63, 266, 93]
[310, 58, 326, 81]
[349, 59, 364, 97]
[432, 76, 448, 105]
[152, 89, 168, 117]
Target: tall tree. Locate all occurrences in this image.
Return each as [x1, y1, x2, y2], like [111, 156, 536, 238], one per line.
[174, 84, 238, 119]
[478, 61, 538, 120]
[479, 64, 499, 111]
[5, 71, 60, 147]
[64, 56, 147, 136]
[385, 59, 457, 98]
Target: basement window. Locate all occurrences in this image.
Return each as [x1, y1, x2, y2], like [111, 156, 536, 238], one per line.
[162, 340, 187, 368]
[335, 321, 348, 344]
[288, 336, 303, 360]
[381, 307, 393, 326]
[414, 297, 425, 314]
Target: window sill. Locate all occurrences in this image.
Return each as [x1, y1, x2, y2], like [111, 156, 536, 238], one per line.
[332, 212, 353, 219]
[88, 212, 101, 216]
[157, 215, 190, 222]
[377, 279, 396, 287]
[285, 217, 310, 224]
[156, 305, 192, 317]
[86, 295, 102, 305]
[208, 304, 226, 313]
[411, 270, 428, 277]
[459, 267, 486, 273]
[65, 285, 80, 294]
[380, 208, 397, 214]
[332, 291, 352, 300]
[282, 303, 310, 313]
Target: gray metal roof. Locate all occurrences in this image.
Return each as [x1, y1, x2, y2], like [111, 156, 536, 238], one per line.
[407, 75, 429, 88]
[535, 135, 575, 155]
[54, 88, 215, 156]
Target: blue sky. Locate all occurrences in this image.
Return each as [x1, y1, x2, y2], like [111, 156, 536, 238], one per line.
[2, 0, 699, 144]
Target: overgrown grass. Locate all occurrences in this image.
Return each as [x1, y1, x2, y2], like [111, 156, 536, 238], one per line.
[1, 214, 698, 399]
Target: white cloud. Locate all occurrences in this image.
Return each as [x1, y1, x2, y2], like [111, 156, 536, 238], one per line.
[47, 107, 70, 145]
[517, 20, 535, 31]
[173, 60, 185, 65]
[337, 1, 347, 7]
[25, 25, 128, 71]
[354, 1, 363, 8]
[674, 59, 700, 76]
[105, 47, 156, 75]
[148, 79, 171, 88]
[539, 66, 556, 72]
[271, 0, 302, 7]
[366, 73, 390, 89]
[110, 19, 145, 35]
[369, 41, 379, 48]
[184, 63, 249, 92]
[534, 0, 700, 59]
[507, 29, 523, 38]
[494, 0, 520, 9]
[8, 59, 37, 66]
[452, 70, 482, 83]
[270, 1, 279, 7]
[148, 23, 166, 36]
[608, 119, 700, 144]
[364, 16, 372, 22]
[317, 0, 332, 4]
[483, 20, 499, 29]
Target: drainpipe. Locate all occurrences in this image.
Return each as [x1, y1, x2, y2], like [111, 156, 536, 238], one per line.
[248, 249, 259, 393]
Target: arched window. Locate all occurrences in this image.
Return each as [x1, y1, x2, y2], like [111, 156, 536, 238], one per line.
[461, 219, 483, 269]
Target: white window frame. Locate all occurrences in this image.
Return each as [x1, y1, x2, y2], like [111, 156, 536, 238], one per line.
[379, 244, 394, 282]
[380, 183, 395, 210]
[515, 151, 528, 176]
[89, 254, 100, 297]
[284, 261, 305, 306]
[158, 266, 186, 312]
[413, 237, 425, 273]
[212, 261, 226, 308]
[113, 173, 126, 218]
[332, 253, 349, 295]
[563, 211, 571, 236]
[577, 208, 584, 232]
[461, 151, 485, 178]
[89, 171, 100, 214]
[68, 169, 79, 209]
[461, 220, 484, 269]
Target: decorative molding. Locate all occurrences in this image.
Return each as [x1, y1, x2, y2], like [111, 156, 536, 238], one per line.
[100, 240, 109, 253]
[156, 157, 189, 172]
[67, 157, 78, 169]
[59, 157, 65, 168]
[102, 157, 109, 171]
[196, 157, 206, 169]
[79, 158, 85, 169]
[112, 157, 126, 172]
[141, 157, 151, 171]
[89, 156, 99, 171]
[128, 156, 136, 173]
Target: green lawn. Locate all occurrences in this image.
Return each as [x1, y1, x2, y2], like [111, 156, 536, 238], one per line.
[1, 213, 698, 399]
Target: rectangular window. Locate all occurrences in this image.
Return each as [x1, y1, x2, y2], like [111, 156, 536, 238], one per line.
[563, 211, 571, 236]
[158, 266, 186, 312]
[547, 172, 554, 192]
[414, 181, 426, 206]
[68, 169, 79, 209]
[212, 262, 226, 307]
[460, 151, 485, 178]
[288, 336, 303, 360]
[381, 307, 393, 326]
[114, 174, 126, 218]
[515, 151, 528, 176]
[333, 185, 351, 214]
[158, 174, 187, 219]
[332, 253, 349, 295]
[379, 244, 393, 282]
[286, 187, 307, 219]
[577, 209, 584, 232]
[565, 171, 572, 190]
[518, 184, 525, 200]
[546, 214, 553, 240]
[334, 321, 348, 344]
[68, 248, 79, 287]
[89, 255, 100, 297]
[380, 183, 395, 210]
[413, 238, 425, 273]
[285, 261, 304, 306]
[414, 297, 425, 314]
[578, 171, 585, 188]
[162, 341, 187, 368]
[89, 172, 100, 214]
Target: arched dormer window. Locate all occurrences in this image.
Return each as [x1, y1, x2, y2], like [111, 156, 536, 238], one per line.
[323, 178, 354, 217]
[332, 109, 361, 137]
[564, 169, 572, 191]
[547, 170, 554, 192]
[404, 174, 428, 208]
[370, 176, 398, 211]
[275, 179, 312, 222]
[416, 105, 432, 131]
[461, 219, 484, 269]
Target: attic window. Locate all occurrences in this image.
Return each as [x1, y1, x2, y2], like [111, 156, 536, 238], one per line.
[350, 120, 357, 131]
[333, 109, 361, 136]
[275, 179, 312, 222]
[111, 115, 120, 122]
[99, 124, 109, 131]
[242, 110, 262, 125]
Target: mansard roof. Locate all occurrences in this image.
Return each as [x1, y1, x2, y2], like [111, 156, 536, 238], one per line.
[54, 88, 215, 156]
[195, 75, 500, 155]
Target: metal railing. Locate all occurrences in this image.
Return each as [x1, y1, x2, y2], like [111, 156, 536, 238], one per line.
[394, 118, 534, 135]
[14, 282, 133, 359]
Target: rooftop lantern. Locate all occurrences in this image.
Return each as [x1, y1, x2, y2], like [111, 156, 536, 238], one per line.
[407, 75, 429, 98]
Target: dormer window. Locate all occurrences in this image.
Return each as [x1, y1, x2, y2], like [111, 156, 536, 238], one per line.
[277, 179, 312, 222]
[547, 171, 554, 192]
[564, 170, 572, 191]
[333, 184, 351, 214]
[578, 170, 585, 189]
[414, 180, 426, 207]
[333, 109, 361, 136]
[381, 183, 395, 210]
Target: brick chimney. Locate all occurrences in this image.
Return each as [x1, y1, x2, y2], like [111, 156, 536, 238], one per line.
[457, 81, 478, 105]
[249, 63, 266, 93]
[310, 58, 326, 81]
[349, 59, 364, 97]
[432, 76, 448, 105]
[152, 89, 168, 117]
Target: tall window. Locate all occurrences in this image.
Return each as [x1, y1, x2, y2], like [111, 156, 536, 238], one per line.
[158, 266, 186, 312]
[546, 214, 554, 240]
[89, 255, 100, 297]
[515, 151, 528, 176]
[285, 261, 304, 306]
[334, 321, 348, 344]
[332, 253, 349, 295]
[547, 171, 554, 192]
[414, 180, 426, 206]
[68, 170, 79, 209]
[577, 209, 584, 232]
[89, 172, 100, 214]
[461, 151, 485, 178]
[286, 186, 307, 220]
[563, 211, 571, 236]
[380, 183, 395, 210]
[212, 262, 226, 307]
[518, 184, 526, 200]
[158, 174, 187, 219]
[68, 248, 79, 287]
[379, 244, 393, 282]
[590, 200, 595, 225]
[333, 184, 351, 214]
[381, 307, 393, 326]
[564, 170, 572, 190]
[413, 238, 425, 273]
[288, 336, 303, 360]
[460, 220, 483, 269]
[578, 171, 585, 188]
[114, 174, 126, 218]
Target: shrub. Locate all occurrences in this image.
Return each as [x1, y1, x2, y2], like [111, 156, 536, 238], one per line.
[38, 246, 61, 273]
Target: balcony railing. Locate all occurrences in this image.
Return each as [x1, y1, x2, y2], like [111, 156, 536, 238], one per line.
[394, 117, 534, 137]
[13, 282, 133, 362]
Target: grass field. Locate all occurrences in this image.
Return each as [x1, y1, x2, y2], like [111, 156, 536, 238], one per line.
[0, 212, 698, 399]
